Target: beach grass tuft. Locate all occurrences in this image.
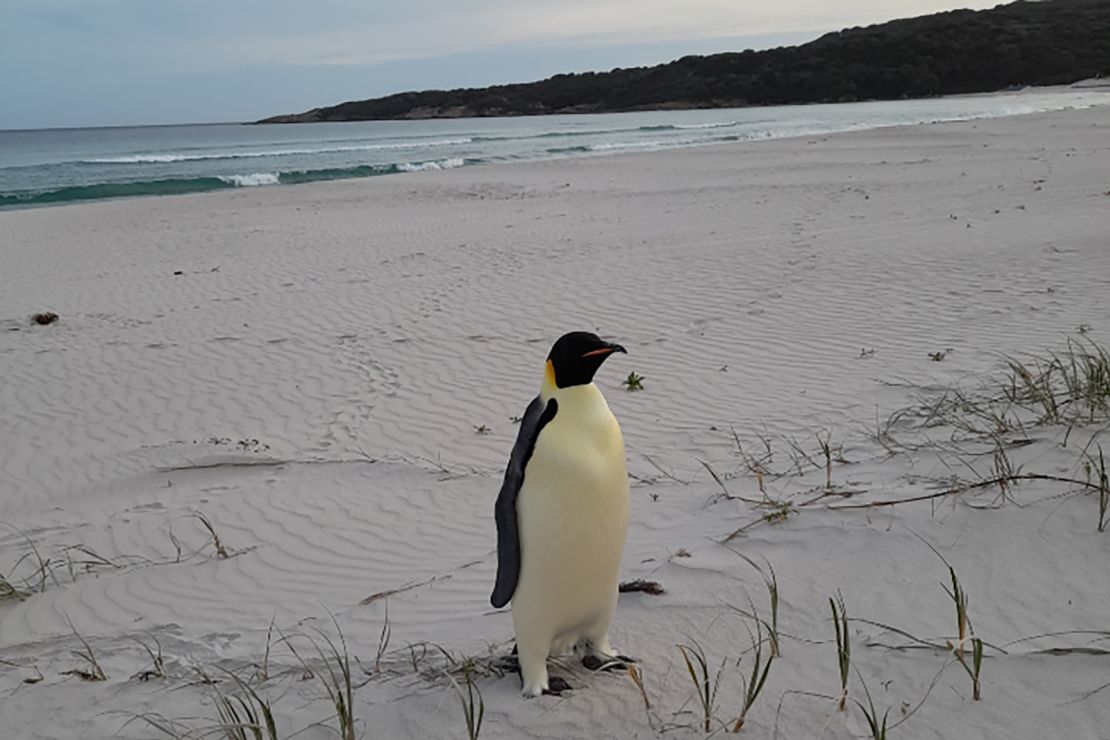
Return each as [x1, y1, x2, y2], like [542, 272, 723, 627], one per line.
[1082, 444, 1109, 532]
[1002, 337, 1110, 425]
[1, 524, 57, 600]
[830, 593, 850, 711]
[255, 617, 276, 682]
[627, 663, 652, 712]
[953, 636, 984, 702]
[448, 665, 485, 740]
[194, 512, 231, 559]
[941, 565, 971, 662]
[134, 669, 281, 740]
[678, 639, 724, 732]
[731, 618, 775, 732]
[730, 551, 780, 658]
[816, 430, 835, 490]
[375, 599, 392, 674]
[63, 617, 107, 681]
[925, 546, 984, 701]
[0, 571, 31, 602]
[132, 634, 166, 681]
[211, 671, 281, 740]
[854, 672, 891, 740]
[282, 615, 358, 740]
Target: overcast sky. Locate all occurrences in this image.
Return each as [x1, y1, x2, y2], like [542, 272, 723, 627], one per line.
[1, 1, 1001, 130]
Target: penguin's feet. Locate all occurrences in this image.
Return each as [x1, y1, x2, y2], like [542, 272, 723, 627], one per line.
[496, 643, 521, 673]
[581, 654, 635, 672]
[543, 676, 573, 695]
[521, 676, 571, 698]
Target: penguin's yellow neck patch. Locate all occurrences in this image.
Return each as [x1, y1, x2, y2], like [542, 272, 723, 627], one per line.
[543, 359, 557, 396]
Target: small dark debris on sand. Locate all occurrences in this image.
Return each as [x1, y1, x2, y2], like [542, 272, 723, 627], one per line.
[32, 312, 59, 325]
[619, 579, 665, 595]
[173, 270, 184, 276]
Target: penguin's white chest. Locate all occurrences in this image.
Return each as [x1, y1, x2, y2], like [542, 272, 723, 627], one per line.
[512, 384, 629, 642]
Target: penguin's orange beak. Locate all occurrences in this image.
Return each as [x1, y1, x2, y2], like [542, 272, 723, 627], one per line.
[580, 343, 626, 358]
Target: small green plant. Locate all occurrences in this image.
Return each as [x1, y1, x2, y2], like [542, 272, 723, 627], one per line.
[473, 425, 491, 435]
[928, 349, 951, 362]
[830, 594, 850, 711]
[731, 619, 775, 732]
[622, 372, 645, 391]
[448, 665, 485, 740]
[194, 512, 231, 559]
[678, 640, 724, 732]
[763, 501, 795, 525]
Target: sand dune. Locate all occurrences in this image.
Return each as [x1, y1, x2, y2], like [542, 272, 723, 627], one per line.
[2, 105, 1110, 739]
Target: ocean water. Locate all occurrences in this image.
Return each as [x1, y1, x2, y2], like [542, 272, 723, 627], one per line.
[2, 87, 1108, 208]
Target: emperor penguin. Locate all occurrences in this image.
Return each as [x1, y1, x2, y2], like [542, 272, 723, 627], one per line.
[491, 331, 631, 698]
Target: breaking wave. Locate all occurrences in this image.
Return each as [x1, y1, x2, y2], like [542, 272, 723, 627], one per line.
[0, 158, 481, 207]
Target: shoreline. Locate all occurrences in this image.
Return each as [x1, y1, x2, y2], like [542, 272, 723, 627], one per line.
[3, 86, 1109, 211]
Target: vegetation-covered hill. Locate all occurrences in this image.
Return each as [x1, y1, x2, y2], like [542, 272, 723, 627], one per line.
[260, 0, 1110, 122]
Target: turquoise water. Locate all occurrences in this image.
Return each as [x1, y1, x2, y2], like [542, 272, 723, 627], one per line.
[2, 88, 1107, 208]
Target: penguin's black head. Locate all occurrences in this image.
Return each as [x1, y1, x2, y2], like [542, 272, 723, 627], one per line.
[546, 331, 626, 388]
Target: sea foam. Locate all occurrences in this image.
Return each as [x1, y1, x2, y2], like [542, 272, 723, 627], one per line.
[396, 158, 466, 172]
[218, 173, 281, 187]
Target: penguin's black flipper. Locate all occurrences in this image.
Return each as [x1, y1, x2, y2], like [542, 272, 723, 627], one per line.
[490, 396, 558, 608]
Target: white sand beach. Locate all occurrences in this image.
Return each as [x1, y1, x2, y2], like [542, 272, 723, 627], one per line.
[2, 105, 1110, 739]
